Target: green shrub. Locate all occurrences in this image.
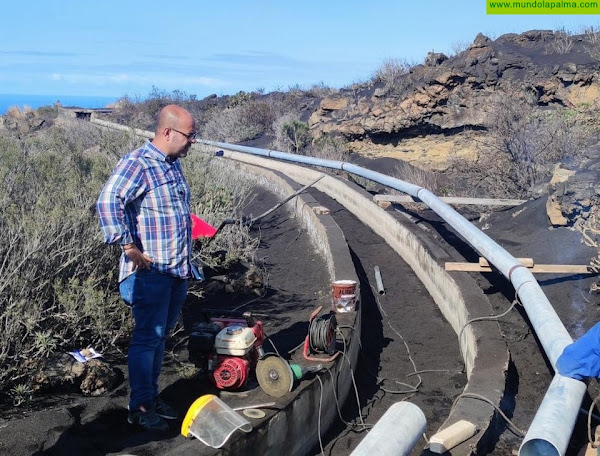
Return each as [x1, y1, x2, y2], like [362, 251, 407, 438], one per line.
[272, 115, 310, 153]
[0, 120, 262, 397]
[226, 91, 253, 108]
[106, 87, 202, 131]
[0, 124, 131, 392]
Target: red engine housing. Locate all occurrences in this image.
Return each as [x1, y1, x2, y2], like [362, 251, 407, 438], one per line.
[212, 356, 250, 390]
[189, 314, 265, 390]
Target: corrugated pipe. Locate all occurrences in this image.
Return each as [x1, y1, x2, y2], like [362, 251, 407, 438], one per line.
[200, 140, 584, 456]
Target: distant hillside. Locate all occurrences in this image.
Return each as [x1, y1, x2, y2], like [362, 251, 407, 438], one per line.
[308, 29, 600, 171]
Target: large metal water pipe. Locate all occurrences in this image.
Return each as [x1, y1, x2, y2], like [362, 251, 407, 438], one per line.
[350, 402, 426, 456]
[200, 140, 585, 456]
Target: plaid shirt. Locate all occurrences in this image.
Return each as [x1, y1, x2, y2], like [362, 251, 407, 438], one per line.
[96, 141, 192, 281]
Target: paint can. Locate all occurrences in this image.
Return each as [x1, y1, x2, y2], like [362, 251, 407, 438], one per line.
[331, 280, 357, 313]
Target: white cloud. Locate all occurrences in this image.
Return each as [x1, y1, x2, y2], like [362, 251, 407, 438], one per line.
[43, 72, 227, 90]
[34, 71, 231, 96]
[182, 76, 224, 86]
[108, 74, 132, 83]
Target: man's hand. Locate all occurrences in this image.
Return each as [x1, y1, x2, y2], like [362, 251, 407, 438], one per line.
[123, 244, 153, 271]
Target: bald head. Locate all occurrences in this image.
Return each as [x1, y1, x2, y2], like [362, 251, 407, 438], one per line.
[156, 104, 193, 133]
[152, 104, 196, 159]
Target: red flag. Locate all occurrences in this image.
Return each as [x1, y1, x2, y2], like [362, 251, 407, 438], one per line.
[190, 213, 217, 239]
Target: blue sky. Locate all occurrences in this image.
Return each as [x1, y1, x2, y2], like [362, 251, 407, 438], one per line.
[1, 1, 598, 100]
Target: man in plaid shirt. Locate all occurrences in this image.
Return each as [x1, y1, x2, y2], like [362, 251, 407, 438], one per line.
[97, 104, 196, 432]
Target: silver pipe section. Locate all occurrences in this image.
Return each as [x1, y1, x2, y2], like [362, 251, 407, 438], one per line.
[520, 375, 586, 456]
[374, 266, 385, 295]
[200, 140, 583, 456]
[350, 402, 426, 456]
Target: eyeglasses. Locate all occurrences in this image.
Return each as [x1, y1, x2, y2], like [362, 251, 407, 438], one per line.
[170, 127, 198, 142]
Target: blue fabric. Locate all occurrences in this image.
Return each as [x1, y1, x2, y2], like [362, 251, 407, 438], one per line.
[120, 268, 188, 410]
[556, 322, 600, 380]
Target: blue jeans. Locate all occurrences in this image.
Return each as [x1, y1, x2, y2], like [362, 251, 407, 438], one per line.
[119, 268, 188, 411]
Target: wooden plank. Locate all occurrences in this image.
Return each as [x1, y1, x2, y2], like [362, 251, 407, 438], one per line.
[587, 426, 600, 455]
[445, 262, 590, 274]
[584, 443, 597, 456]
[373, 194, 526, 206]
[530, 264, 590, 274]
[479, 257, 534, 268]
[446, 263, 492, 272]
[429, 420, 478, 454]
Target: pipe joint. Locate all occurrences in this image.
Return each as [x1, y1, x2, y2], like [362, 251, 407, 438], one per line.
[508, 263, 527, 281]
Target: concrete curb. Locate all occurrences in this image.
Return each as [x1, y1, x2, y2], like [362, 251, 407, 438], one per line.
[390, 207, 510, 455]
[214, 148, 509, 455]
[207, 160, 362, 456]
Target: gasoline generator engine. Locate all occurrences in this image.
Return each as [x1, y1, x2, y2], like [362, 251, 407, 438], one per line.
[188, 311, 265, 390]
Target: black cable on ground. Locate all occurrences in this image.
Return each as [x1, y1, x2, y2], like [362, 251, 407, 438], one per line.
[458, 298, 520, 344]
[451, 393, 525, 437]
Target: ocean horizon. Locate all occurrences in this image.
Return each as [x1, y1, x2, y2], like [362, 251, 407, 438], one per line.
[0, 93, 120, 115]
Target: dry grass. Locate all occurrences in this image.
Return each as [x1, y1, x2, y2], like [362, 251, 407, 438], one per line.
[5, 106, 24, 119]
[391, 163, 448, 195]
[305, 135, 349, 162]
[548, 28, 575, 55]
[5, 105, 35, 120]
[183, 148, 261, 269]
[448, 87, 592, 198]
[573, 200, 600, 292]
[583, 26, 600, 61]
[202, 96, 290, 143]
[371, 58, 414, 97]
[103, 87, 310, 144]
